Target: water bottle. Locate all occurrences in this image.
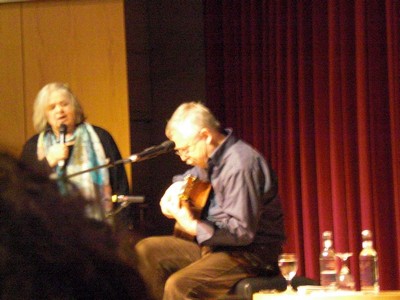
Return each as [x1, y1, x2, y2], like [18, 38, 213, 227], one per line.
[319, 231, 337, 287]
[359, 230, 379, 292]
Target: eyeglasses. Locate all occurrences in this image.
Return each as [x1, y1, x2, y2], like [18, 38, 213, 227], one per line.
[174, 134, 202, 157]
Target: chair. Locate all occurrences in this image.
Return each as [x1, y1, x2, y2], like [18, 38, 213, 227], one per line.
[231, 275, 319, 300]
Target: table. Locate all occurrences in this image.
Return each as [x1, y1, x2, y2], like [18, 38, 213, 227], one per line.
[253, 290, 400, 300]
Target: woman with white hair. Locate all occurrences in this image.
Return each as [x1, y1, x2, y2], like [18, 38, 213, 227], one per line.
[21, 82, 129, 221]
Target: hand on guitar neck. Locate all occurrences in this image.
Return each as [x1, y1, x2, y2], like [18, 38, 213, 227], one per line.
[160, 175, 211, 240]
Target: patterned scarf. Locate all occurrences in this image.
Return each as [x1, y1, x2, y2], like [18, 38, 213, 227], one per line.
[37, 122, 112, 220]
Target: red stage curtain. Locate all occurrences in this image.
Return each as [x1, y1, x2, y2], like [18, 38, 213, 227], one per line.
[204, 0, 400, 290]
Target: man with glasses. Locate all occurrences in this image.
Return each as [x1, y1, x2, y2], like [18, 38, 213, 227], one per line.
[135, 102, 286, 300]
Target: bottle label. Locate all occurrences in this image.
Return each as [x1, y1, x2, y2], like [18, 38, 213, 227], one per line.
[360, 257, 378, 287]
[320, 258, 337, 287]
[320, 270, 337, 286]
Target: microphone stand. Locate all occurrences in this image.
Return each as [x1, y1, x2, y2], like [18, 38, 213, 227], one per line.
[63, 157, 132, 179]
[51, 143, 174, 226]
[54, 156, 138, 229]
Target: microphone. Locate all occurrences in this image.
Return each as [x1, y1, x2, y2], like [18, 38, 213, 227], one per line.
[129, 140, 175, 162]
[58, 124, 67, 168]
[111, 195, 145, 203]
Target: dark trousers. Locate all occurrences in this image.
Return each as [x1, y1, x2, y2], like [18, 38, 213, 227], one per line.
[134, 236, 281, 300]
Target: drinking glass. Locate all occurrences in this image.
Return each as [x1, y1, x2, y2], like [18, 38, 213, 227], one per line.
[336, 252, 355, 291]
[278, 253, 298, 293]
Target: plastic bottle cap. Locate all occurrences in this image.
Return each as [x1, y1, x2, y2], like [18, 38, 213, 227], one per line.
[362, 230, 373, 240]
[323, 231, 333, 240]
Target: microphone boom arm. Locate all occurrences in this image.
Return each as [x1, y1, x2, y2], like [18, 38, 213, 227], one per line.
[62, 140, 175, 179]
[64, 157, 129, 179]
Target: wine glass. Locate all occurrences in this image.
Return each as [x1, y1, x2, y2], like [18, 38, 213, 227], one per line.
[278, 253, 298, 293]
[336, 252, 355, 291]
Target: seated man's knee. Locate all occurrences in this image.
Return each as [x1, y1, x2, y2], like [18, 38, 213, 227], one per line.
[135, 237, 159, 259]
[164, 271, 191, 297]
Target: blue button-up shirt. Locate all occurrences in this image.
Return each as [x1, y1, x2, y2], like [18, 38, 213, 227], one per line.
[173, 129, 285, 248]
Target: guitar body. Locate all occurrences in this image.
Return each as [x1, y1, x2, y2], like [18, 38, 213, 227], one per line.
[173, 175, 211, 241]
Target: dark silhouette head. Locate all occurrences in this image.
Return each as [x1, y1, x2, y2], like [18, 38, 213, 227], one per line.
[0, 151, 147, 299]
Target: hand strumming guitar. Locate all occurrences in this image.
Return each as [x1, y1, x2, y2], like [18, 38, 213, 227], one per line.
[160, 181, 198, 236]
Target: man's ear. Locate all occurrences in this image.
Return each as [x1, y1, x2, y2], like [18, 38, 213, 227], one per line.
[200, 128, 212, 144]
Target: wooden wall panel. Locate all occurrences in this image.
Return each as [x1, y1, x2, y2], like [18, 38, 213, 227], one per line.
[22, 0, 130, 159]
[0, 0, 131, 186]
[0, 3, 26, 156]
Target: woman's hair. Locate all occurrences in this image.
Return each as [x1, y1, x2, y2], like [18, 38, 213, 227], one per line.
[33, 82, 86, 132]
[165, 101, 221, 139]
[0, 151, 148, 299]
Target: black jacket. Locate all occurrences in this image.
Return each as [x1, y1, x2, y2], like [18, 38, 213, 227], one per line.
[20, 125, 129, 196]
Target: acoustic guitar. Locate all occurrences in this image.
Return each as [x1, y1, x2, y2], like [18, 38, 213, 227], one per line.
[173, 175, 211, 241]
